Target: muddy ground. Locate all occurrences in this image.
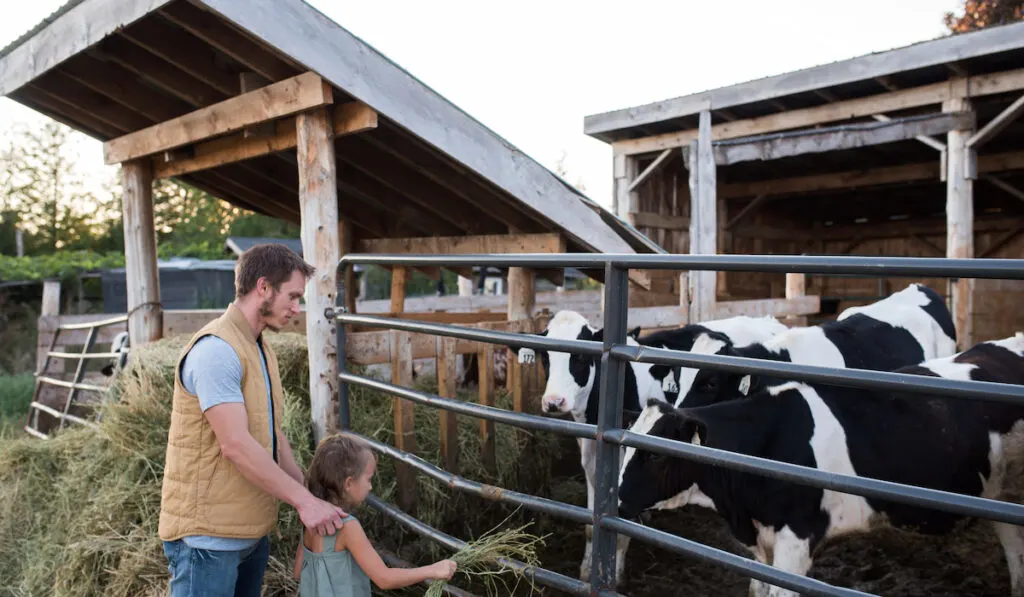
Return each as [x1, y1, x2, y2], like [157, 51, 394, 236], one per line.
[524, 437, 1012, 597]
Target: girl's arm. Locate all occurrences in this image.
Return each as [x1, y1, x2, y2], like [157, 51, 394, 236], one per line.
[342, 519, 456, 590]
[292, 537, 304, 580]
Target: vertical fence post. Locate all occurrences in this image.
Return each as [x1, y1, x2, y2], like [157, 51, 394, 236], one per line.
[336, 262, 350, 430]
[591, 262, 629, 593]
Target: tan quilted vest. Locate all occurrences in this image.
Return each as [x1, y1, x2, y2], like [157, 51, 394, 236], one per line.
[158, 302, 286, 542]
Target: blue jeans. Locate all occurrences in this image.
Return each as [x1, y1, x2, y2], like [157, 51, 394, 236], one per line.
[163, 536, 270, 597]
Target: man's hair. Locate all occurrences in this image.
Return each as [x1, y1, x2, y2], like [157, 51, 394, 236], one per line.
[235, 243, 315, 298]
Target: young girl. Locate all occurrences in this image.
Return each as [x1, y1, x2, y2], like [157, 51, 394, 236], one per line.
[293, 432, 457, 595]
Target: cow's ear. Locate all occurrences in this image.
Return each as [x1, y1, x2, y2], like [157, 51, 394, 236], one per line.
[657, 407, 707, 446]
[628, 326, 642, 340]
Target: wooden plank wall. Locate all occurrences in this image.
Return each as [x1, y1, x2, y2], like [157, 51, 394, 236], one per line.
[816, 230, 1024, 344]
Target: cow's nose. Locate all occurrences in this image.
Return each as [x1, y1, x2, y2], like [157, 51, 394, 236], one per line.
[542, 395, 566, 412]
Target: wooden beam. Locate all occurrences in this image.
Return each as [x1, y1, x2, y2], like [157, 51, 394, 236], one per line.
[0, 0, 175, 96]
[984, 175, 1024, 205]
[720, 150, 1024, 199]
[41, 280, 61, 317]
[297, 106, 340, 443]
[390, 267, 408, 314]
[104, 72, 333, 165]
[436, 336, 459, 474]
[153, 101, 378, 178]
[687, 111, 717, 324]
[910, 234, 944, 256]
[714, 295, 820, 320]
[967, 92, 1024, 148]
[725, 194, 769, 229]
[713, 111, 975, 166]
[357, 233, 566, 255]
[632, 212, 688, 229]
[121, 160, 163, 347]
[945, 96, 975, 350]
[627, 148, 673, 192]
[157, 2, 298, 82]
[116, 18, 240, 95]
[819, 215, 1024, 242]
[872, 114, 945, 151]
[611, 67, 1024, 156]
[587, 22, 1024, 137]
[239, 72, 276, 138]
[97, 36, 227, 107]
[339, 219, 357, 314]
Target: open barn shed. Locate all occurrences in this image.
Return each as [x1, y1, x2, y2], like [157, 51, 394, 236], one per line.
[2, 0, 822, 441]
[585, 21, 1024, 348]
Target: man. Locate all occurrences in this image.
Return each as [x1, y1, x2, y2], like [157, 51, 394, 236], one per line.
[159, 243, 346, 597]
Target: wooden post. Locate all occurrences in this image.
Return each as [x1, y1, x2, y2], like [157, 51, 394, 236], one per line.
[437, 336, 459, 474]
[507, 263, 535, 413]
[687, 110, 717, 324]
[390, 266, 407, 314]
[717, 196, 729, 298]
[297, 107, 340, 442]
[391, 330, 417, 514]
[338, 220, 357, 314]
[121, 159, 162, 347]
[41, 280, 61, 317]
[15, 229, 23, 257]
[944, 95, 975, 349]
[613, 153, 639, 225]
[785, 273, 808, 327]
[478, 343, 496, 475]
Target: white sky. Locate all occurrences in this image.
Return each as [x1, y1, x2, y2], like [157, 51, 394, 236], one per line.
[0, 0, 964, 210]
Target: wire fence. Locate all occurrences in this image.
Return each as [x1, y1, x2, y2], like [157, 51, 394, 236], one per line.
[330, 252, 1024, 597]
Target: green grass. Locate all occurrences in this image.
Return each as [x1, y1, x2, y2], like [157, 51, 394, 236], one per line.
[0, 373, 33, 436]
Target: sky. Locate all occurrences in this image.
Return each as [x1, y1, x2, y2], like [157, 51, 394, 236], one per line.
[0, 0, 965, 210]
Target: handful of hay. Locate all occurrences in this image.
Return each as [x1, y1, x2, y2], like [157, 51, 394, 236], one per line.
[425, 517, 547, 597]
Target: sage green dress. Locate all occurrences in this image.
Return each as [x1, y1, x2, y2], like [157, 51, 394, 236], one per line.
[299, 515, 372, 597]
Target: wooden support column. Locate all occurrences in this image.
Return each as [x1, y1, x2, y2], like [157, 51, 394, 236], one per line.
[507, 248, 536, 414]
[717, 197, 729, 298]
[338, 220, 357, 314]
[121, 159, 163, 347]
[687, 110, 717, 324]
[391, 330, 417, 514]
[478, 343, 496, 475]
[390, 267, 408, 314]
[297, 107, 340, 442]
[613, 153, 639, 225]
[784, 273, 808, 327]
[944, 95, 975, 350]
[436, 336, 459, 474]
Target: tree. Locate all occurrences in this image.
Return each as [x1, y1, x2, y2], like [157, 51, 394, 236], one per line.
[1, 121, 101, 254]
[944, 0, 1024, 32]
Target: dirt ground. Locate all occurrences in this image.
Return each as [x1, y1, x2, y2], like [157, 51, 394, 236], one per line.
[525, 438, 1013, 597]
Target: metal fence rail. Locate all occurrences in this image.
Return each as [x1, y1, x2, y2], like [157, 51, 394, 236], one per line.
[331, 252, 1024, 597]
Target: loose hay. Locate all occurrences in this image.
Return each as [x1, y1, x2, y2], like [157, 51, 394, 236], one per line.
[424, 516, 546, 597]
[0, 332, 557, 597]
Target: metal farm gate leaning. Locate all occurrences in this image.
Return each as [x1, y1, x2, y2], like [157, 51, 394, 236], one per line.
[327, 253, 1024, 597]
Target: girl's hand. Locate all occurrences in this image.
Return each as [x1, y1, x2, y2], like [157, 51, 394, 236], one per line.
[430, 559, 457, 580]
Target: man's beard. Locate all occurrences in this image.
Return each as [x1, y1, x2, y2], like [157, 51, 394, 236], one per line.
[259, 294, 281, 332]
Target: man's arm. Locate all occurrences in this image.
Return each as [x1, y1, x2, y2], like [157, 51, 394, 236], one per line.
[206, 403, 345, 536]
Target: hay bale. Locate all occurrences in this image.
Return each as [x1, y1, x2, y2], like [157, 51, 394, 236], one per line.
[0, 332, 555, 597]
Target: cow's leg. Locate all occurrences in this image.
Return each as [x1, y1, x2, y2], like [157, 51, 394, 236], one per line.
[765, 526, 813, 597]
[578, 438, 597, 582]
[747, 542, 774, 597]
[993, 521, 1024, 597]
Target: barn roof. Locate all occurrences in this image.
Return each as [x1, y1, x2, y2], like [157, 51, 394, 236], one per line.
[584, 20, 1024, 143]
[0, 0, 663, 280]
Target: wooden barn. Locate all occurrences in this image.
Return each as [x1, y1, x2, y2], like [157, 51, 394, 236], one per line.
[585, 21, 1024, 348]
[1, 0, 817, 441]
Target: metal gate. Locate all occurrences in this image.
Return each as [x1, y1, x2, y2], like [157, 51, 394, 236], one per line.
[328, 253, 1024, 596]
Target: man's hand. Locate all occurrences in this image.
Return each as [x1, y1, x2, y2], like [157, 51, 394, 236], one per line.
[298, 495, 348, 536]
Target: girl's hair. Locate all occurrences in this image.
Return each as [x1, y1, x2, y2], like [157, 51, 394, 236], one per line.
[305, 432, 375, 508]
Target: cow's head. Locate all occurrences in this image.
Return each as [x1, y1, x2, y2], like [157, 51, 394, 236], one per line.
[510, 310, 640, 416]
[617, 401, 707, 519]
[657, 331, 738, 407]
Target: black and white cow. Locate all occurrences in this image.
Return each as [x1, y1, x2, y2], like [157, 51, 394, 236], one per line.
[511, 310, 788, 586]
[676, 283, 958, 409]
[618, 333, 1024, 597]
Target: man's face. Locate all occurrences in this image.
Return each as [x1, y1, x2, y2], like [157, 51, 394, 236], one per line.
[258, 270, 306, 332]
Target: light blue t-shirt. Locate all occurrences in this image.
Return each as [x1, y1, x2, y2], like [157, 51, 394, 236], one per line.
[177, 334, 276, 551]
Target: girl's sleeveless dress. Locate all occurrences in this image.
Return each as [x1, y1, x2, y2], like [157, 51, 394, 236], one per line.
[299, 515, 372, 597]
